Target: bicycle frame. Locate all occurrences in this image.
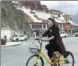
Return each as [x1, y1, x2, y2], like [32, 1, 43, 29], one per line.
[35, 39, 65, 65]
[38, 48, 65, 65]
[39, 49, 52, 64]
[27, 38, 74, 66]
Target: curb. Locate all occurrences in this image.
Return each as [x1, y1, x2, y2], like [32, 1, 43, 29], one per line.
[1, 43, 22, 48]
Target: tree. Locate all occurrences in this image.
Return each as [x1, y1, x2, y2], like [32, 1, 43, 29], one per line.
[63, 13, 72, 33]
[63, 13, 70, 24]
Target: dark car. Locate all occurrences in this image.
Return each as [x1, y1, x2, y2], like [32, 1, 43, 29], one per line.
[74, 32, 78, 37]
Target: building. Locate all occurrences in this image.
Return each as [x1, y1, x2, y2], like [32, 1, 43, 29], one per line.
[49, 9, 63, 18]
[1, 28, 14, 41]
[41, 5, 49, 13]
[28, 21, 48, 36]
[1, 27, 24, 41]
[18, 1, 43, 10]
[12, 1, 74, 35]
[72, 25, 78, 33]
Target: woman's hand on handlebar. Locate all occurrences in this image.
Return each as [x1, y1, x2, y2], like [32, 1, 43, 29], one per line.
[35, 36, 42, 39]
[37, 35, 42, 38]
[34, 37, 39, 40]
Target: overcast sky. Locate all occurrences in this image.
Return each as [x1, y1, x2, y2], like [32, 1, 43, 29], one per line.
[41, 1, 78, 15]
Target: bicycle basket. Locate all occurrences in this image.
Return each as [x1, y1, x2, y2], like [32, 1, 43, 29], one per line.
[29, 47, 39, 54]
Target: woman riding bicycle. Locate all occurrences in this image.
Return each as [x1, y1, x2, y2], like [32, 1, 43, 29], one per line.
[42, 18, 69, 61]
[26, 18, 74, 66]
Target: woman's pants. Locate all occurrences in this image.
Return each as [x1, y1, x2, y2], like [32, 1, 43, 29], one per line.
[45, 44, 62, 58]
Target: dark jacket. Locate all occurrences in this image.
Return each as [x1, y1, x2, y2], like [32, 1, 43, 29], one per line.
[42, 25, 59, 44]
[42, 25, 67, 57]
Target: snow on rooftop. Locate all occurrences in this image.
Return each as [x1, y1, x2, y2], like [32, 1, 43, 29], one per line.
[58, 15, 65, 21]
[16, 6, 74, 24]
[20, 7, 42, 22]
[55, 18, 65, 23]
[35, 11, 51, 20]
[12, 1, 18, 4]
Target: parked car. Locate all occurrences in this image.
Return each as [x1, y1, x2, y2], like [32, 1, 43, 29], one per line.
[11, 35, 28, 41]
[74, 32, 78, 37]
[60, 31, 68, 38]
[10, 35, 17, 41]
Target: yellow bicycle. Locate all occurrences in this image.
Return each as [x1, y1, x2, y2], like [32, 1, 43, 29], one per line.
[26, 38, 75, 66]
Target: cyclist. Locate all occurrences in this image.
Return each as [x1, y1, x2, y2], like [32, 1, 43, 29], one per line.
[42, 18, 69, 61]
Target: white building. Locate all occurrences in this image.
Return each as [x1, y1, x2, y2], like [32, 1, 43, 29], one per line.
[28, 21, 48, 36]
[12, 1, 74, 35]
[1, 28, 14, 41]
[1, 28, 23, 41]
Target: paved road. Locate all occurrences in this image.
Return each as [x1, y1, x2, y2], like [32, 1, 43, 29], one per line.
[1, 37, 78, 66]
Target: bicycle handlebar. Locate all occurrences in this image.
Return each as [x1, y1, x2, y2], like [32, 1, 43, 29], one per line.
[35, 38, 49, 42]
[30, 38, 49, 47]
[30, 38, 49, 42]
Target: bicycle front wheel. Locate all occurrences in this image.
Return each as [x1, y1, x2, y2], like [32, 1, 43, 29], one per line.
[26, 54, 44, 66]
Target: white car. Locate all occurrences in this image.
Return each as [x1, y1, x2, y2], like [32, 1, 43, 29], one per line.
[60, 31, 68, 38]
[11, 35, 28, 41]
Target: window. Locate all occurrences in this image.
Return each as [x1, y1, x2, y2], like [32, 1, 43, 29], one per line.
[43, 24, 45, 28]
[32, 24, 42, 28]
[32, 24, 35, 28]
[30, 11, 35, 14]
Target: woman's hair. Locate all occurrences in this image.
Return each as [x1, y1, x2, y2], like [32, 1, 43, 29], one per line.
[48, 17, 59, 30]
[48, 18, 56, 25]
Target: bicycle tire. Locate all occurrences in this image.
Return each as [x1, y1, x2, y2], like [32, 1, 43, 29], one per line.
[58, 51, 75, 66]
[26, 54, 44, 66]
[66, 51, 75, 66]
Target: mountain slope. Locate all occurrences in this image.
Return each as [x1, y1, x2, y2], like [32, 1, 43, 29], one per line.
[1, 1, 32, 37]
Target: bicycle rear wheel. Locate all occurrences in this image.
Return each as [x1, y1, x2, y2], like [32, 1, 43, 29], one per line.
[26, 54, 44, 66]
[58, 51, 75, 66]
[65, 51, 75, 66]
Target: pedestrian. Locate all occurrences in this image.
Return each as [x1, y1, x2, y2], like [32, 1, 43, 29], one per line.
[4, 35, 7, 42]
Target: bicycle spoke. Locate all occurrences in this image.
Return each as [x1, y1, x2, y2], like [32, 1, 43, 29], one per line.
[26, 55, 43, 66]
[59, 54, 74, 66]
